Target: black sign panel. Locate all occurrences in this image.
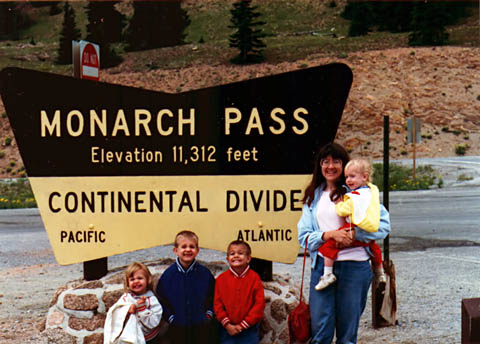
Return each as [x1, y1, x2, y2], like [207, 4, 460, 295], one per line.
[0, 64, 352, 177]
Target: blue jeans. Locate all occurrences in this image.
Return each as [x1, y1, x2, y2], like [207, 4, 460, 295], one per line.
[309, 256, 373, 344]
[219, 324, 259, 344]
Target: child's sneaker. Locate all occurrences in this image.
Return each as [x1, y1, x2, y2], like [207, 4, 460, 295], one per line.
[315, 273, 337, 291]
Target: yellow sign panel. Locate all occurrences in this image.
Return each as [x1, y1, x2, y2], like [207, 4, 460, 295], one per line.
[31, 175, 310, 265]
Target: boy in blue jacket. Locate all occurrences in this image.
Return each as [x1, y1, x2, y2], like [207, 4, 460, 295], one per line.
[156, 230, 215, 344]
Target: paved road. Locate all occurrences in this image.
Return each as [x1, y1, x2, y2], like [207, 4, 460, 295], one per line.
[1, 157, 479, 268]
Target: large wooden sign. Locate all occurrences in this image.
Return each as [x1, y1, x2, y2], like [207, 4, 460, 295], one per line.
[0, 64, 352, 264]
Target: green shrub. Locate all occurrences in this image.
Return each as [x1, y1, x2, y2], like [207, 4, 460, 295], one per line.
[452, 129, 461, 136]
[4, 137, 12, 146]
[457, 173, 473, 181]
[373, 163, 438, 191]
[455, 144, 469, 155]
[0, 178, 37, 209]
[437, 176, 444, 188]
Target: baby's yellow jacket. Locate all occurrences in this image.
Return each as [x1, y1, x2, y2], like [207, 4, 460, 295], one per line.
[335, 183, 380, 233]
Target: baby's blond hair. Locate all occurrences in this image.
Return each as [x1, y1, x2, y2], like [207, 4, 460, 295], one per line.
[123, 261, 153, 293]
[344, 158, 373, 183]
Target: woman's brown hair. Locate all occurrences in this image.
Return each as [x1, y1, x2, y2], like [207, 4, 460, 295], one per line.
[302, 142, 350, 206]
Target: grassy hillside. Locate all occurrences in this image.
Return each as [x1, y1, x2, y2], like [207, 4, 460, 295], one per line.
[0, 0, 478, 73]
[0, 0, 478, 179]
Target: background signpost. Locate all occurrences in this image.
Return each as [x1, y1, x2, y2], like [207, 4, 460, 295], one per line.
[407, 116, 421, 181]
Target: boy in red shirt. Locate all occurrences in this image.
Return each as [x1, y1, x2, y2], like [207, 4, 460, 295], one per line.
[214, 240, 265, 344]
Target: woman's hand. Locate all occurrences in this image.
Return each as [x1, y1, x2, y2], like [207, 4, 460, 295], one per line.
[325, 227, 355, 247]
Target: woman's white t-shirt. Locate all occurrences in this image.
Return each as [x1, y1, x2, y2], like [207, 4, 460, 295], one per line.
[316, 190, 370, 261]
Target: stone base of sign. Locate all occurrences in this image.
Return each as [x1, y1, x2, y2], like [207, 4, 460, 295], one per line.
[43, 258, 302, 344]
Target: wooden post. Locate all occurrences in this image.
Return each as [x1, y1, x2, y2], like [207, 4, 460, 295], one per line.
[83, 258, 108, 281]
[250, 258, 272, 282]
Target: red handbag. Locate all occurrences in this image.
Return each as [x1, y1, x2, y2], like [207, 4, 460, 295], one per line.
[288, 237, 312, 343]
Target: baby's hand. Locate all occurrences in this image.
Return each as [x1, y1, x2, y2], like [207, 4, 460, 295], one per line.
[128, 304, 136, 314]
[137, 296, 146, 305]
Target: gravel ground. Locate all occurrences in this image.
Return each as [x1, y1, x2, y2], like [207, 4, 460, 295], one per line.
[1, 244, 480, 343]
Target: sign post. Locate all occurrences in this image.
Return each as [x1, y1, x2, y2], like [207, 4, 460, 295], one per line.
[407, 116, 421, 181]
[73, 40, 105, 280]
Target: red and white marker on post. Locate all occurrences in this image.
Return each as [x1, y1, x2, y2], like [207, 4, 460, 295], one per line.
[72, 40, 100, 81]
[80, 42, 99, 81]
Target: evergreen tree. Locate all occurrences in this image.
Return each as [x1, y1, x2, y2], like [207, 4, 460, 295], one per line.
[409, 1, 449, 46]
[0, 2, 32, 40]
[228, 0, 266, 64]
[125, 0, 190, 52]
[56, 2, 80, 65]
[85, 1, 123, 68]
[375, 2, 413, 33]
[49, 2, 62, 16]
[346, 2, 373, 37]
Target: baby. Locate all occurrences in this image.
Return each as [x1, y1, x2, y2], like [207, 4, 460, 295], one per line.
[316, 158, 386, 291]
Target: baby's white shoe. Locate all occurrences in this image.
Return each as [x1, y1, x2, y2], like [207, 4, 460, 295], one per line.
[315, 273, 337, 291]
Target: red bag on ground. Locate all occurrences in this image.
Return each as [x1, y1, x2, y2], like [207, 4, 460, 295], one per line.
[288, 236, 312, 343]
[288, 300, 311, 342]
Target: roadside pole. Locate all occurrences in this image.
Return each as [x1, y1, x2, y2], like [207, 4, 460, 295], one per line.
[372, 115, 397, 328]
[72, 40, 107, 281]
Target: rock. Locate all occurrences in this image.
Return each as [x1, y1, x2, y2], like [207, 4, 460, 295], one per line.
[270, 299, 288, 324]
[47, 310, 64, 327]
[263, 283, 282, 296]
[83, 332, 104, 344]
[102, 289, 123, 312]
[68, 314, 106, 331]
[73, 280, 103, 290]
[63, 294, 98, 311]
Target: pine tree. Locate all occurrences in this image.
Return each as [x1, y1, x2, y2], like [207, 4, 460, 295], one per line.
[228, 0, 266, 64]
[375, 2, 413, 33]
[0, 2, 32, 40]
[125, 0, 190, 52]
[85, 1, 123, 69]
[409, 1, 449, 46]
[346, 2, 373, 37]
[49, 2, 62, 16]
[56, 2, 80, 65]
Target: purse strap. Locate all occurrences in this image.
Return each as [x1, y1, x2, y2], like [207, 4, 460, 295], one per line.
[299, 236, 308, 302]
